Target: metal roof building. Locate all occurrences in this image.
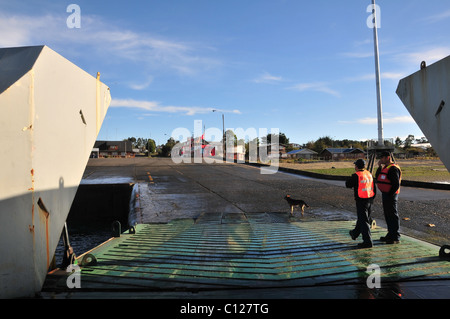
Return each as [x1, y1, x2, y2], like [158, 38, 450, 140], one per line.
[286, 148, 318, 159]
[320, 148, 365, 160]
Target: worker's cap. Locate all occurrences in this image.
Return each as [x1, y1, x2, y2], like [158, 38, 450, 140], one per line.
[353, 159, 366, 169]
[378, 151, 391, 158]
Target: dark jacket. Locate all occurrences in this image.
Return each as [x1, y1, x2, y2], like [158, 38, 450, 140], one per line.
[375, 164, 401, 196]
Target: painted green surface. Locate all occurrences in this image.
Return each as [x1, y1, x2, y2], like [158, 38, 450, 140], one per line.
[55, 219, 450, 292]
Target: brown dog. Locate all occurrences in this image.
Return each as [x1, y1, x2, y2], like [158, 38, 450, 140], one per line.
[284, 195, 309, 216]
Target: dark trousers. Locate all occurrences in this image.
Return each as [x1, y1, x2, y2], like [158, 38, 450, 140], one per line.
[353, 199, 373, 244]
[382, 193, 400, 240]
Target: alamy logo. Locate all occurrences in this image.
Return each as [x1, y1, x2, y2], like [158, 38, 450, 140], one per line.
[66, 264, 81, 289]
[366, 264, 381, 289]
[170, 120, 280, 174]
[366, 4, 381, 29]
[66, 4, 81, 29]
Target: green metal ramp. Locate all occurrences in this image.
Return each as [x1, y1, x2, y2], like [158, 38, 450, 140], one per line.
[43, 217, 450, 298]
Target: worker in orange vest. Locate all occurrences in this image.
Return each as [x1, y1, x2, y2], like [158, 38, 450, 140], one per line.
[346, 159, 376, 248]
[375, 151, 402, 244]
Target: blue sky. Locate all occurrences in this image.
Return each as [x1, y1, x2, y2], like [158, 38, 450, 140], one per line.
[1, 0, 450, 146]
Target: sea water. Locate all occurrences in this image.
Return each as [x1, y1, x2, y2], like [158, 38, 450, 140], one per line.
[53, 224, 113, 267]
[52, 182, 134, 268]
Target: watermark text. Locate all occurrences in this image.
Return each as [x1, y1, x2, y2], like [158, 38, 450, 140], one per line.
[367, 3, 381, 29]
[170, 120, 280, 174]
[366, 264, 381, 289]
[66, 264, 81, 289]
[66, 4, 81, 29]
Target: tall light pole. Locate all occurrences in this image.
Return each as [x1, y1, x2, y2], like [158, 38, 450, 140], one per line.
[212, 109, 225, 157]
[366, 0, 389, 173]
[371, 0, 384, 146]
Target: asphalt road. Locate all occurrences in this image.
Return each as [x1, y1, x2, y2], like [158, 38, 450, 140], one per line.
[84, 157, 450, 247]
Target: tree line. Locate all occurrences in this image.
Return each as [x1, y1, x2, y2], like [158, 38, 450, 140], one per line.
[302, 135, 436, 157]
[124, 133, 435, 158]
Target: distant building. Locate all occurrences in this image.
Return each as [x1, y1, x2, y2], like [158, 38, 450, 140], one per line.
[286, 148, 318, 160]
[90, 147, 99, 158]
[263, 143, 287, 158]
[393, 147, 406, 159]
[177, 136, 218, 159]
[411, 143, 432, 150]
[226, 145, 245, 162]
[320, 148, 365, 161]
[93, 140, 135, 158]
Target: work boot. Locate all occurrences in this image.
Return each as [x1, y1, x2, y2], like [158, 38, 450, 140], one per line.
[357, 242, 373, 249]
[385, 239, 400, 245]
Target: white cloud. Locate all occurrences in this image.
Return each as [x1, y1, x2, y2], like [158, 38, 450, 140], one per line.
[340, 51, 373, 59]
[253, 72, 283, 84]
[381, 72, 405, 80]
[288, 82, 340, 97]
[111, 98, 241, 116]
[422, 10, 450, 23]
[339, 115, 416, 125]
[397, 47, 450, 66]
[342, 42, 450, 71]
[0, 12, 220, 76]
[111, 99, 160, 111]
[81, 25, 221, 75]
[128, 77, 154, 90]
[345, 72, 406, 82]
[0, 14, 59, 47]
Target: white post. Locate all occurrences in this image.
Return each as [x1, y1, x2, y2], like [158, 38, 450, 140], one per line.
[371, 0, 384, 146]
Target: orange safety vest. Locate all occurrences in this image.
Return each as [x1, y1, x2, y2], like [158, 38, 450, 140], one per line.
[377, 164, 402, 194]
[355, 170, 375, 199]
